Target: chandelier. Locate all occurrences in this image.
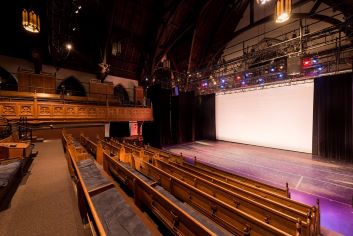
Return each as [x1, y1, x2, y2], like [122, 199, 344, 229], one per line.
[22, 8, 40, 33]
[275, 0, 292, 23]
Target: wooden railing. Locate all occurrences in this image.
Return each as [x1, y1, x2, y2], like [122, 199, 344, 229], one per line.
[0, 97, 153, 122]
[91, 138, 321, 236]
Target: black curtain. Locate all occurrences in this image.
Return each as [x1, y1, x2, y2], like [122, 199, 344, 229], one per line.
[171, 91, 194, 144]
[143, 84, 173, 147]
[194, 94, 216, 140]
[143, 84, 216, 147]
[110, 122, 130, 137]
[313, 73, 353, 162]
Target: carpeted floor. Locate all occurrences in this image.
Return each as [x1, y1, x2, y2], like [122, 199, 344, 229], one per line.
[0, 139, 90, 236]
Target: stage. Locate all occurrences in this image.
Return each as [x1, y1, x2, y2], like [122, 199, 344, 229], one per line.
[164, 140, 353, 236]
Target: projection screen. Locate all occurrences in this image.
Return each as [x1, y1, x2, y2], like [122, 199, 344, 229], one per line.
[215, 83, 313, 153]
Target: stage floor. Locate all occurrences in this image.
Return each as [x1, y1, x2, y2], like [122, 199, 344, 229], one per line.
[164, 140, 353, 236]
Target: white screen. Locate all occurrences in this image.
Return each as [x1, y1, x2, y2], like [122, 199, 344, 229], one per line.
[215, 83, 313, 153]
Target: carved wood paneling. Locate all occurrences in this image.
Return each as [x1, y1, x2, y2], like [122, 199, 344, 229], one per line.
[0, 101, 153, 122]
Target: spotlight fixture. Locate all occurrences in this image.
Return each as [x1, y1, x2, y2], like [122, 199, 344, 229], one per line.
[275, 0, 292, 23]
[257, 0, 271, 5]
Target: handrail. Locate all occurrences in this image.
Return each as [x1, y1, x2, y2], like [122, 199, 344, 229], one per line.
[0, 90, 149, 108]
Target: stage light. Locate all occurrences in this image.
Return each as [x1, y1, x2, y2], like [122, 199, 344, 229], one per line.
[270, 67, 276, 73]
[277, 73, 284, 79]
[241, 80, 246, 86]
[258, 78, 265, 84]
[213, 80, 217, 85]
[303, 59, 311, 67]
[78, 6, 82, 9]
[236, 76, 241, 80]
[221, 79, 225, 83]
[312, 58, 318, 64]
[75, 10, 79, 14]
[275, 0, 292, 23]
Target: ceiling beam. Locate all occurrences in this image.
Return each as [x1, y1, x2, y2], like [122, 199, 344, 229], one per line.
[310, 0, 322, 14]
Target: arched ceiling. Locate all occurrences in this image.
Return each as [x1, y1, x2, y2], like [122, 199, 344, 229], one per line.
[0, 0, 352, 81]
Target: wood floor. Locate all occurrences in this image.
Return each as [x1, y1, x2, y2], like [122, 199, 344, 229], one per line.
[164, 140, 353, 236]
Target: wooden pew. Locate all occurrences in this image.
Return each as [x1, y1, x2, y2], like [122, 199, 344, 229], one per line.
[83, 137, 224, 236]
[145, 144, 289, 197]
[63, 132, 157, 236]
[103, 152, 221, 236]
[153, 158, 314, 236]
[107, 140, 320, 236]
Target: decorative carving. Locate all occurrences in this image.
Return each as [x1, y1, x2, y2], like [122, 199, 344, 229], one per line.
[20, 105, 32, 115]
[2, 105, 16, 116]
[78, 107, 87, 115]
[1, 101, 153, 121]
[53, 106, 64, 115]
[87, 108, 96, 115]
[66, 106, 75, 115]
[39, 106, 50, 115]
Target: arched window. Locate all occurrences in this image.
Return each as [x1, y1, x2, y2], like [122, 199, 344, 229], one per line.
[114, 84, 129, 105]
[57, 76, 86, 96]
[0, 67, 18, 91]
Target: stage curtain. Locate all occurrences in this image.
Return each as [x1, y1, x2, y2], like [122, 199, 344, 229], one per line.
[312, 73, 353, 162]
[194, 94, 216, 140]
[143, 85, 216, 147]
[171, 91, 194, 144]
[143, 84, 173, 147]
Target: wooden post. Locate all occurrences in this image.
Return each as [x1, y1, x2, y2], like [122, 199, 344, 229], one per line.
[286, 182, 291, 198]
[316, 199, 321, 235]
[96, 141, 103, 165]
[119, 146, 125, 161]
[295, 218, 302, 236]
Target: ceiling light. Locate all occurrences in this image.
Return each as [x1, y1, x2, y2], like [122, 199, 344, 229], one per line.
[257, 0, 271, 5]
[66, 43, 72, 50]
[275, 0, 292, 23]
[22, 9, 40, 33]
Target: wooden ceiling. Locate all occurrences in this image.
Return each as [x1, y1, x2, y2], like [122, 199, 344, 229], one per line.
[0, 0, 351, 81]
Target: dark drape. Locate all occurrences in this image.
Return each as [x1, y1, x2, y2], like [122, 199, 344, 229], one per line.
[312, 73, 353, 162]
[143, 84, 173, 147]
[194, 94, 216, 140]
[110, 122, 130, 137]
[171, 91, 195, 144]
[143, 84, 216, 147]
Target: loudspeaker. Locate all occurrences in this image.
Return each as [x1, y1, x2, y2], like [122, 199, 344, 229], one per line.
[287, 56, 301, 75]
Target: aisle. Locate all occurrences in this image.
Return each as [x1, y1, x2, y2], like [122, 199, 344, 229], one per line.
[0, 139, 90, 236]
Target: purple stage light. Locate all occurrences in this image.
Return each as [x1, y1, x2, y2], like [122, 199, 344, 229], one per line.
[278, 73, 284, 79]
